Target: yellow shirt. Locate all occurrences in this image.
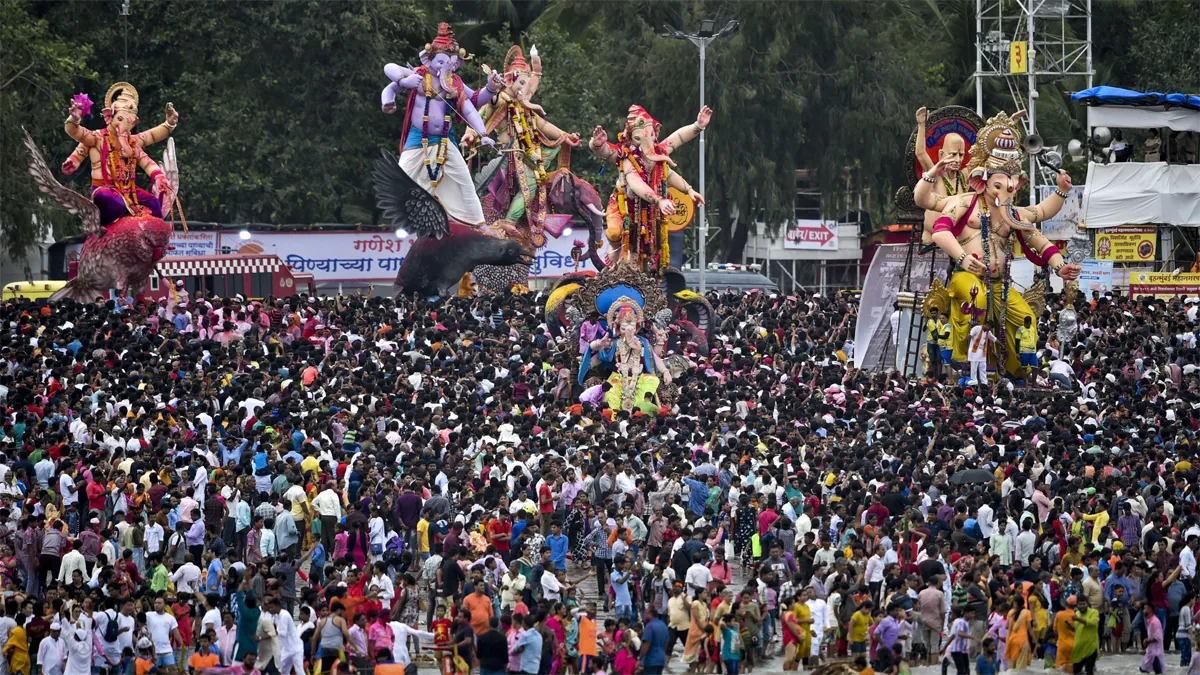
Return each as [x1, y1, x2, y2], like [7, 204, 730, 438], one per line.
[1081, 510, 1110, 543]
[926, 319, 943, 343]
[850, 609, 872, 642]
[301, 455, 321, 476]
[416, 518, 431, 553]
[1016, 327, 1037, 353]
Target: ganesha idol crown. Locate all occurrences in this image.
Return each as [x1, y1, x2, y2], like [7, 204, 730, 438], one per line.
[966, 110, 1026, 178]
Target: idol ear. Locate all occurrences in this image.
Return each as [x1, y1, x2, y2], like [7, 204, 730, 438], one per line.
[1014, 173, 1028, 193]
[419, 50, 431, 65]
[968, 172, 986, 193]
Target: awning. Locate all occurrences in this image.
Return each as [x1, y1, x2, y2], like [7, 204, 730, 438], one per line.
[1083, 162, 1200, 228]
[1072, 86, 1200, 110]
[1072, 86, 1200, 132]
[157, 255, 283, 276]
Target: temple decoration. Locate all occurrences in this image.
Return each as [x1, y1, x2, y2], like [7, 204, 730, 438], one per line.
[921, 109, 1080, 379]
[589, 104, 710, 273]
[24, 82, 180, 301]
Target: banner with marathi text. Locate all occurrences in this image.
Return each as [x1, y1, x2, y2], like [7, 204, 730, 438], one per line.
[1128, 271, 1200, 299]
[218, 230, 608, 282]
[1077, 259, 1114, 296]
[1094, 226, 1156, 262]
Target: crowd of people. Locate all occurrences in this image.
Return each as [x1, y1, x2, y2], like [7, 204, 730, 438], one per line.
[0, 283, 1198, 675]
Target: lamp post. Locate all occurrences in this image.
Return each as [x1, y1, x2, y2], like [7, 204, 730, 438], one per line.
[662, 19, 739, 294]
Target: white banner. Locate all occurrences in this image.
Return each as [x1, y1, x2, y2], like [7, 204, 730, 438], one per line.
[1037, 185, 1085, 240]
[63, 231, 216, 271]
[1077, 258, 1114, 296]
[219, 230, 608, 282]
[853, 244, 946, 370]
[783, 220, 839, 251]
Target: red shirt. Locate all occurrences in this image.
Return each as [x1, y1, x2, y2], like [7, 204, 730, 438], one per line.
[86, 480, 107, 510]
[488, 519, 512, 552]
[538, 484, 555, 514]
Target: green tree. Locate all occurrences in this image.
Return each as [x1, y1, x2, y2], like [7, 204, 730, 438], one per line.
[0, 2, 95, 262]
[28, 0, 432, 226]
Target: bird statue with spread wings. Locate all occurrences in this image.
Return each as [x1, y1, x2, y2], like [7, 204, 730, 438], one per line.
[373, 150, 532, 298]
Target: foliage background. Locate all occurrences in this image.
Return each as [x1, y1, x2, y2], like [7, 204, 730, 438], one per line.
[1, 0, 1196, 265]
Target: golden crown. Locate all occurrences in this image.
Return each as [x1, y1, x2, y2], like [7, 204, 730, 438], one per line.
[966, 110, 1026, 178]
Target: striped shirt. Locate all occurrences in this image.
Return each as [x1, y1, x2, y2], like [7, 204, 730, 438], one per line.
[949, 617, 972, 653]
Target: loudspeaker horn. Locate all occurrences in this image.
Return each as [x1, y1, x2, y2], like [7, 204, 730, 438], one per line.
[1023, 133, 1045, 155]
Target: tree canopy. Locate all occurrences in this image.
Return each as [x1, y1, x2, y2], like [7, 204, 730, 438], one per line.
[1, 0, 1196, 263]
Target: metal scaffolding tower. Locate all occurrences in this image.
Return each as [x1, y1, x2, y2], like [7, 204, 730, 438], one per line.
[975, 0, 1094, 202]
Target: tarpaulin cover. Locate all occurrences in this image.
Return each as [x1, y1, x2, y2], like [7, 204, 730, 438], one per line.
[1072, 87, 1200, 110]
[1083, 162, 1200, 228]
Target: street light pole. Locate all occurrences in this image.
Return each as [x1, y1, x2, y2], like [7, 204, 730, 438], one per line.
[663, 19, 739, 295]
[697, 38, 707, 293]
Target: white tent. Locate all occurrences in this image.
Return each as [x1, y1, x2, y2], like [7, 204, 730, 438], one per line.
[1082, 162, 1200, 228]
[1087, 105, 1200, 132]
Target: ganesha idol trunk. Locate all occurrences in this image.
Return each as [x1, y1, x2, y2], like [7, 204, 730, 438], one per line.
[394, 221, 532, 298]
[52, 214, 174, 302]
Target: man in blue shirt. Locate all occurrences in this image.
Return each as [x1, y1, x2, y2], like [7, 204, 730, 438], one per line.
[546, 523, 569, 570]
[611, 557, 634, 623]
[639, 607, 670, 675]
[509, 613, 542, 675]
[205, 548, 224, 592]
[682, 474, 713, 516]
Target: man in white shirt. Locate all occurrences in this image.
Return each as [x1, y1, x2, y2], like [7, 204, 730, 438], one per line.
[95, 602, 135, 671]
[685, 554, 713, 598]
[34, 456, 56, 490]
[37, 623, 65, 675]
[145, 520, 165, 556]
[275, 597, 307, 675]
[967, 321, 996, 387]
[311, 482, 344, 553]
[145, 597, 182, 665]
[388, 621, 436, 667]
[368, 563, 396, 607]
[170, 555, 203, 595]
[59, 546, 87, 584]
[1048, 357, 1075, 390]
[977, 501, 995, 538]
[1181, 537, 1198, 581]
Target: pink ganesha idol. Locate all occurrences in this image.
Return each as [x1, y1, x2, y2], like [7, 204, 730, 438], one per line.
[22, 81, 181, 302]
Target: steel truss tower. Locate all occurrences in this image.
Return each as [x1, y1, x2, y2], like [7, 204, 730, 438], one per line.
[975, 0, 1094, 202]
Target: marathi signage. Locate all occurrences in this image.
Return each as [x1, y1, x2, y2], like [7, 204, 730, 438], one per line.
[219, 230, 608, 282]
[64, 230, 215, 267]
[1094, 226, 1156, 262]
[1129, 271, 1200, 299]
[1077, 259, 1114, 296]
[1010, 41, 1028, 74]
[783, 220, 839, 251]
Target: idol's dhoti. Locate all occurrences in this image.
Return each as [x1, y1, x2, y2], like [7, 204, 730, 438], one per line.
[400, 142, 486, 227]
[947, 270, 1035, 378]
[605, 371, 660, 414]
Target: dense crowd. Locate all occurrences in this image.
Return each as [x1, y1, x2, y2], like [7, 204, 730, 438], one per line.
[0, 284, 1199, 675]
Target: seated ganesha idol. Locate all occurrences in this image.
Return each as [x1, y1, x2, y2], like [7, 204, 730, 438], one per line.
[579, 301, 670, 414]
[923, 111, 1081, 378]
[62, 82, 179, 226]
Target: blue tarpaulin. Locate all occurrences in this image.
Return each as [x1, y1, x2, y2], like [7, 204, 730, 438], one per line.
[1072, 86, 1200, 110]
